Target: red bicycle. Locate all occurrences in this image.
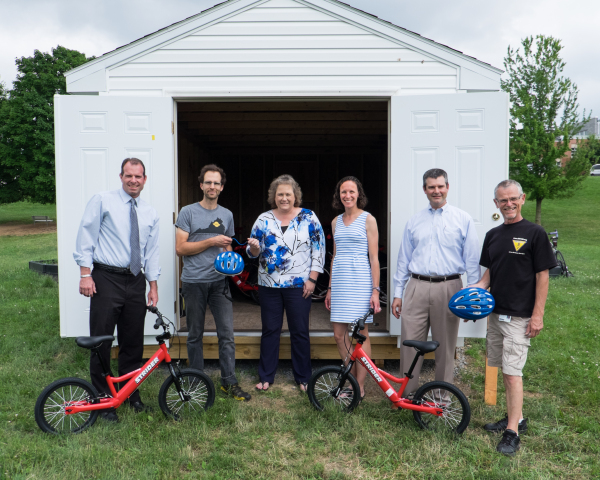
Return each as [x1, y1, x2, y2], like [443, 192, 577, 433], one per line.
[35, 307, 215, 434]
[307, 309, 471, 433]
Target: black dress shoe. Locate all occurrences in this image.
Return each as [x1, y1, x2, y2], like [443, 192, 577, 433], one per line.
[128, 400, 153, 413]
[100, 409, 119, 423]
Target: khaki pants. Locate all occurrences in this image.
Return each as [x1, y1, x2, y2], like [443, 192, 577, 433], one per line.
[400, 277, 462, 396]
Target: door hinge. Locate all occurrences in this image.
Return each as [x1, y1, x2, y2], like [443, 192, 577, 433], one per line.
[173, 212, 176, 224]
[171, 121, 174, 134]
[174, 300, 177, 314]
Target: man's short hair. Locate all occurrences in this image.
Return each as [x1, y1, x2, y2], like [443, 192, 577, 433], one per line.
[267, 174, 302, 209]
[423, 168, 448, 187]
[198, 164, 227, 186]
[121, 158, 146, 176]
[494, 179, 523, 198]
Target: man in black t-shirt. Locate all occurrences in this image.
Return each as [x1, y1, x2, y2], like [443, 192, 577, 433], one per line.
[471, 179, 555, 455]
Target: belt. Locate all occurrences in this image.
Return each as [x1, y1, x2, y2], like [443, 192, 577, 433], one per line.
[93, 262, 137, 275]
[411, 273, 460, 282]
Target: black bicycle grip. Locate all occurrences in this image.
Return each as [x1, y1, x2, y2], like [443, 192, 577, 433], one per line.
[357, 308, 374, 330]
[147, 305, 158, 314]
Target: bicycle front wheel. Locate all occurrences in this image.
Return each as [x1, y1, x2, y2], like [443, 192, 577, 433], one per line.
[412, 381, 471, 434]
[35, 377, 99, 434]
[307, 366, 361, 412]
[158, 369, 215, 420]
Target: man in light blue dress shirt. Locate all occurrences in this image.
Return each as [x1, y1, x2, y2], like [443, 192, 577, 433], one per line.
[74, 158, 160, 422]
[391, 168, 480, 397]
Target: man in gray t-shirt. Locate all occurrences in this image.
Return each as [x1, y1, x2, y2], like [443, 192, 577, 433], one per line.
[175, 165, 251, 401]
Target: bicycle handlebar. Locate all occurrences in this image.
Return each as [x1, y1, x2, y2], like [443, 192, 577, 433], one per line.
[352, 308, 374, 340]
[146, 305, 165, 329]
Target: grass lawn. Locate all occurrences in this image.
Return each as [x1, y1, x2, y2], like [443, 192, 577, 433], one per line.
[1, 179, 599, 479]
[0, 202, 56, 225]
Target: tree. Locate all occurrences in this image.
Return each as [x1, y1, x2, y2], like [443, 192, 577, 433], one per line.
[0, 46, 93, 204]
[572, 135, 600, 167]
[502, 35, 589, 225]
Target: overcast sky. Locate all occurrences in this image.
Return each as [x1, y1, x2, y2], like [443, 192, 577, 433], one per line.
[1, 0, 598, 118]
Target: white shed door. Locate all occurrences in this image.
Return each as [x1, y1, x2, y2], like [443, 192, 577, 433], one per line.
[389, 92, 509, 336]
[55, 95, 174, 338]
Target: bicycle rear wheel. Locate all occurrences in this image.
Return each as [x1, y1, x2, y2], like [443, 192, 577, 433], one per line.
[412, 381, 470, 434]
[35, 377, 99, 434]
[311, 268, 330, 302]
[159, 369, 215, 420]
[555, 250, 572, 277]
[307, 366, 360, 412]
[379, 267, 388, 306]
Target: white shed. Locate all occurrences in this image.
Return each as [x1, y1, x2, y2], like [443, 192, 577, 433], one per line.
[55, 0, 508, 365]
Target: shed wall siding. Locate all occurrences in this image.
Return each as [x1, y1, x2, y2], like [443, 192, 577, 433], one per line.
[105, 0, 458, 94]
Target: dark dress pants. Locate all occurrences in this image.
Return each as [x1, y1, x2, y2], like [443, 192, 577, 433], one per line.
[258, 286, 312, 384]
[89, 269, 147, 403]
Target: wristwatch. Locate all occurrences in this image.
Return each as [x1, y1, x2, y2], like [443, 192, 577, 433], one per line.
[307, 277, 317, 284]
[372, 286, 381, 293]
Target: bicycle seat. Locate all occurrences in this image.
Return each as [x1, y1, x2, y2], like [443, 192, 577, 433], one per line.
[403, 340, 439, 354]
[76, 335, 115, 349]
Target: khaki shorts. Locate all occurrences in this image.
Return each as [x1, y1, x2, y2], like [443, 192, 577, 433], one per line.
[487, 313, 531, 376]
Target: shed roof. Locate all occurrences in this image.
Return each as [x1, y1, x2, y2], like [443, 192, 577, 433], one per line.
[66, 0, 503, 91]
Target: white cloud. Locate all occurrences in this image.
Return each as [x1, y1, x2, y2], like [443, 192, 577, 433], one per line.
[1, 0, 598, 116]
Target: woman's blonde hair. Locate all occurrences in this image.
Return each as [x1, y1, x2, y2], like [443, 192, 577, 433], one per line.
[267, 174, 303, 209]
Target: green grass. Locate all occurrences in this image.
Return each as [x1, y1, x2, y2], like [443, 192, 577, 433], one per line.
[0, 201, 56, 225]
[1, 179, 599, 479]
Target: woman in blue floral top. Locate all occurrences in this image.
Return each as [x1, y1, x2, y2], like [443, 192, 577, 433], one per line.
[247, 175, 325, 392]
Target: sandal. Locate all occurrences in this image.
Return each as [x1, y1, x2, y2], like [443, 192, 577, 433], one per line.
[255, 382, 270, 392]
[297, 382, 308, 393]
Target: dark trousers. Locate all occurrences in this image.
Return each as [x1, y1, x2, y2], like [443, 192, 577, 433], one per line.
[89, 268, 147, 403]
[181, 280, 238, 386]
[258, 286, 312, 384]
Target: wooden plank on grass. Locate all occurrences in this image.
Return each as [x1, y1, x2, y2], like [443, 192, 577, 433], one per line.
[485, 356, 498, 405]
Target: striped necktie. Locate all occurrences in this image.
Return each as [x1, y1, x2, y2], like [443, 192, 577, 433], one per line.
[130, 198, 142, 276]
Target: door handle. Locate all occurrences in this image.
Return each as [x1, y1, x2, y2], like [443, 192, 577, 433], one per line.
[492, 213, 500, 221]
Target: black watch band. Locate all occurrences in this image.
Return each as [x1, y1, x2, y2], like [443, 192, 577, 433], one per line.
[307, 277, 317, 284]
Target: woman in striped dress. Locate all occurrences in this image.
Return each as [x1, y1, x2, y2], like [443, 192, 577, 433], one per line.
[325, 176, 381, 398]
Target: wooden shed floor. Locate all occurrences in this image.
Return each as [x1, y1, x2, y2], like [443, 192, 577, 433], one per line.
[178, 299, 388, 333]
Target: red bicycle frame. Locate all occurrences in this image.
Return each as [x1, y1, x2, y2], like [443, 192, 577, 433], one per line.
[349, 343, 444, 416]
[65, 344, 172, 415]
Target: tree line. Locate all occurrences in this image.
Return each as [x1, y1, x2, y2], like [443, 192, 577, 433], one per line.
[0, 38, 598, 224]
[0, 46, 93, 204]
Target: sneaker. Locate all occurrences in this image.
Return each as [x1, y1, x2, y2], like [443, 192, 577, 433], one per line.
[221, 384, 251, 402]
[496, 429, 521, 455]
[484, 415, 528, 434]
[100, 409, 119, 423]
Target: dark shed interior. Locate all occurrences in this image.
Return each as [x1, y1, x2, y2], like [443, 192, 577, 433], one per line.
[176, 101, 389, 332]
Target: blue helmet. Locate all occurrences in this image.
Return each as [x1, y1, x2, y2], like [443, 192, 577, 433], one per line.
[214, 251, 244, 276]
[448, 288, 495, 321]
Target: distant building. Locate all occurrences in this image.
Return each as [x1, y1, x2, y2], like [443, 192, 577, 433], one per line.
[557, 117, 598, 166]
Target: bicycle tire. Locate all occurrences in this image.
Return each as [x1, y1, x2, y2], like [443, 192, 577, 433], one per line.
[412, 381, 471, 434]
[555, 250, 568, 276]
[379, 267, 388, 306]
[35, 377, 99, 434]
[311, 268, 330, 302]
[307, 366, 361, 412]
[158, 369, 215, 420]
[250, 289, 260, 305]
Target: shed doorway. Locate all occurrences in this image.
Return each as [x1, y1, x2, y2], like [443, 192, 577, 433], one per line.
[176, 101, 389, 335]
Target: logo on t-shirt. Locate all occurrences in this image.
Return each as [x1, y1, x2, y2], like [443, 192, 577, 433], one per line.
[511, 237, 527, 254]
[192, 218, 226, 235]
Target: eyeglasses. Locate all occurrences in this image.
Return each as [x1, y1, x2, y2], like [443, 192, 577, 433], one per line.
[202, 181, 222, 187]
[496, 196, 522, 206]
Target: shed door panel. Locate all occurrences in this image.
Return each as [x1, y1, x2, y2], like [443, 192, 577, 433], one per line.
[55, 95, 174, 337]
[389, 92, 508, 337]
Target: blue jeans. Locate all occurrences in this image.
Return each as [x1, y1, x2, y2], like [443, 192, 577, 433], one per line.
[181, 280, 237, 386]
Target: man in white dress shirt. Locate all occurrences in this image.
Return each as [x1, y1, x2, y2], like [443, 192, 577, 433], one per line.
[74, 158, 160, 422]
[391, 168, 480, 396]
